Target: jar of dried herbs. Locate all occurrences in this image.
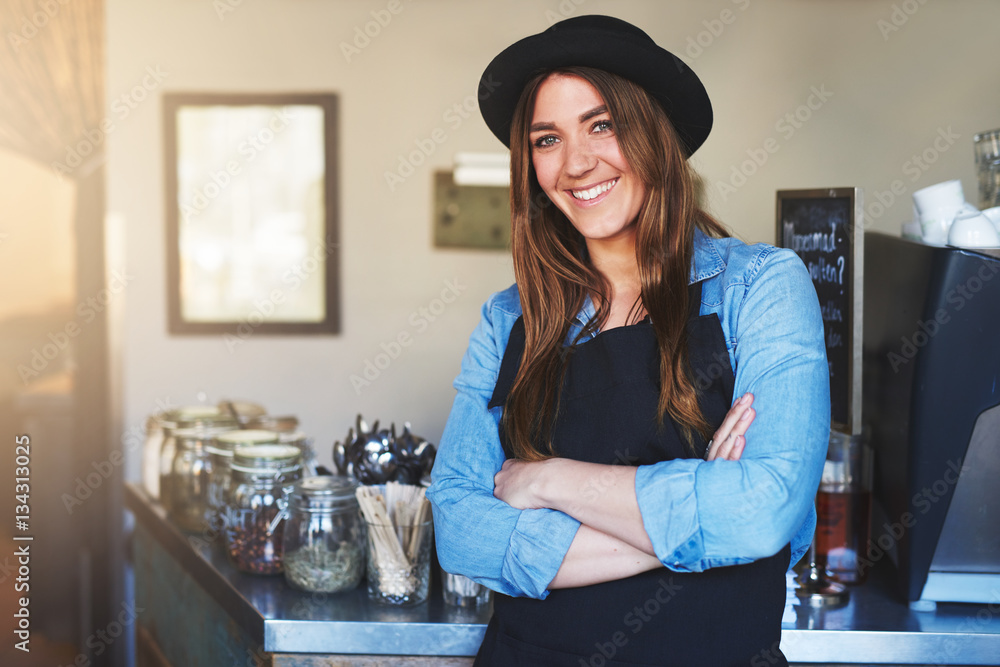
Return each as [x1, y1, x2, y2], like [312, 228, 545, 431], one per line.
[224, 444, 302, 575]
[207, 430, 280, 531]
[282, 476, 365, 593]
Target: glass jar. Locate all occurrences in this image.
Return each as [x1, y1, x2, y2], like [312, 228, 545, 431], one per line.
[244, 415, 317, 476]
[282, 476, 364, 593]
[207, 430, 280, 531]
[158, 408, 238, 513]
[975, 129, 1000, 209]
[224, 444, 303, 575]
[815, 432, 873, 585]
[142, 412, 167, 498]
[169, 427, 232, 533]
[281, 432, 319, 477]
[246, 414, 299, 433]
[219, 400, 267, 427]
[142, 405, 218, 500]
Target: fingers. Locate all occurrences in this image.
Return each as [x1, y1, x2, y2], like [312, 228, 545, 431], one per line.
[711, 434, 745, 461]
[719, 392, 755, 438]
[706, 393, 755, 462]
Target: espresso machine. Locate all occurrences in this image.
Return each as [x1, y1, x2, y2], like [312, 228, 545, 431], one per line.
[863, 232, 1000, 605]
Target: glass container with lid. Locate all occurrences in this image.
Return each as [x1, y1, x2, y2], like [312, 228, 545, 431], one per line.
[206, 430, 280, 531]
[168, 427, 220, 532]
[280, 432, 318, 477]
[245, 415, 317, 476]
[224, 443, 303, 575]
[157, 408, 238, 513]
[142, 405, 219, 499]
[281, 476, 364, 593]
[246, 414, 299, 432]
[219, 400, 267, 427]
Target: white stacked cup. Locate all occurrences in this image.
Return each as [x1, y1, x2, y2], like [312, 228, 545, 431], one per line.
[948, 210, 1000, 248]
[913, 180, 967, 245]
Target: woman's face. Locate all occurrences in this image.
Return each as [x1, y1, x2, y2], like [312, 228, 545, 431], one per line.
[529, 73, 646, 247]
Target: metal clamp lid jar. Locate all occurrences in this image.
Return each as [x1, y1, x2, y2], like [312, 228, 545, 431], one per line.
[282, 476, 365, 593]
[158, 410, 238, 514]
[224, 443, 302, 575]
[207, 430, 280, 527]
[144, 405, 232, 500]
[243, 417, 317, 476]
[167, 426, 230, 533]
[246, 414, 299, 433]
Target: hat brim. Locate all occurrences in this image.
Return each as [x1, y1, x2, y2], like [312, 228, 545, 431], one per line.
[479, 15, 712, 156]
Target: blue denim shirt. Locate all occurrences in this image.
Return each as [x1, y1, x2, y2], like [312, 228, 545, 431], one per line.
[428, 228, 830, 599]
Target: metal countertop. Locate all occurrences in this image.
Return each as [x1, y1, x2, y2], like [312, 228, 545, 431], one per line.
[125, 483, 1000, 664]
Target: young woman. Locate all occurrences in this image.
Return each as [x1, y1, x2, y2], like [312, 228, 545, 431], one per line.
[428, 15, 830, 667]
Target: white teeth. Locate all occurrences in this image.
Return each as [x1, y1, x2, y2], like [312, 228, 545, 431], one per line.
[571, 178, 617, 201]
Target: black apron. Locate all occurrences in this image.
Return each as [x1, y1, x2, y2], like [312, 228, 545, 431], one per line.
[478, 281, 790, 667]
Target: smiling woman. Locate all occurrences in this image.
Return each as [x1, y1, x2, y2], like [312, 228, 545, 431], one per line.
[427, 14, 830, 667]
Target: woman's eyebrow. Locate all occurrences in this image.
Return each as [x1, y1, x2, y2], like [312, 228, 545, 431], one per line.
[579, 105, 608, 123]
[530, 121, 555, 132]
[530, 105, 609, 133]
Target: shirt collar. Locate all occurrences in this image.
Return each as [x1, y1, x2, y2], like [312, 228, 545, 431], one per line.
[689, 227, 726, 284]
[574, 227, 726, 327]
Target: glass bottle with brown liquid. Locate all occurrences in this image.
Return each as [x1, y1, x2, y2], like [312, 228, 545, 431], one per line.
[814, 432, 872, 585]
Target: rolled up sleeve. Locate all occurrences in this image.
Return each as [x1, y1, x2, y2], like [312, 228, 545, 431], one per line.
[427, 291, 580, 598]
[635, 247, 829, 571]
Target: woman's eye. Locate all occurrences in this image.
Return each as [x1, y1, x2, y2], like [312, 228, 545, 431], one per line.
[532, 135, 558, 148]
[593, 119, 613, 134]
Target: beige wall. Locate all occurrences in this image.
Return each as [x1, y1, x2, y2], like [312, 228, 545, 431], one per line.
[106, 0, 1000, 474]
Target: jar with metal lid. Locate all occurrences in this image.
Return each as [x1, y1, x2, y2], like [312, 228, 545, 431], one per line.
[245, 416, 318, 476]
[219, 400, 267, 427]
[224, 443, 303, 575]
[158, 408, 238, 513]
[206, 430, 280, 530]
[281, 476, 364, 593]
[246, 414, 299, 433]
[280, 432, 319, 477]
[168, 427, 231, 532]
[143, 405, 219, 500]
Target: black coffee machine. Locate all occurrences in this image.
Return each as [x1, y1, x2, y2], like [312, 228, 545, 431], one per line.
[863, 232, 1000, 605]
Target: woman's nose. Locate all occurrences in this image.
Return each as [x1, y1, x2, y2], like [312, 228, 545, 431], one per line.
[564, 138, 597, 178]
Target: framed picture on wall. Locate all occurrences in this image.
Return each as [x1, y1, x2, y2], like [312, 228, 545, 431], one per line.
[164, 92, 339, 336]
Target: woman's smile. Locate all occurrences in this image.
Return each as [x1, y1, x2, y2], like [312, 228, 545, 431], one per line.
[569, 177, 619, 202]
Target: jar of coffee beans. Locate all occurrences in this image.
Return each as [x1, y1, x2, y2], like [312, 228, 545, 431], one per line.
[282, 476, 365, 593]
[224, 443, 302, 575]
[207, 430, 280, 532]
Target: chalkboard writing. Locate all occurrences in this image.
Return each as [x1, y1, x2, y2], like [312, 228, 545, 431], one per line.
[777, 191, 856, 431]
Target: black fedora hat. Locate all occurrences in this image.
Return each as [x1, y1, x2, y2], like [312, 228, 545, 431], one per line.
[478, 15, 712, 156]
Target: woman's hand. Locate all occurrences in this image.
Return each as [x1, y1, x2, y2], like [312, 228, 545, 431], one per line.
[493, 458, 555, 510]
[705, 392, 755, 461]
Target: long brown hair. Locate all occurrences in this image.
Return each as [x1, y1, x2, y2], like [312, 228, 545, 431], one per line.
[502, 66, 729, 461]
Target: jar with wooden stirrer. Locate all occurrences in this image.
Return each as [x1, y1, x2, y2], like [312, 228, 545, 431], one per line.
[356, 483, 433, 605]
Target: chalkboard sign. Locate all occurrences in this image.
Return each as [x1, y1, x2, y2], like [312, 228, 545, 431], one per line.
[776, 188, 863, 435]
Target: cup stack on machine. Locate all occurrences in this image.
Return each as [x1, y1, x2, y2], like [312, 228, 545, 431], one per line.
[900, 129, 1000, 249]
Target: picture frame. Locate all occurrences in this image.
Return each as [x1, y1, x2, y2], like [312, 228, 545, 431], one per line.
[776, 187, 864, 435]
[163, 92, 340, 336]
